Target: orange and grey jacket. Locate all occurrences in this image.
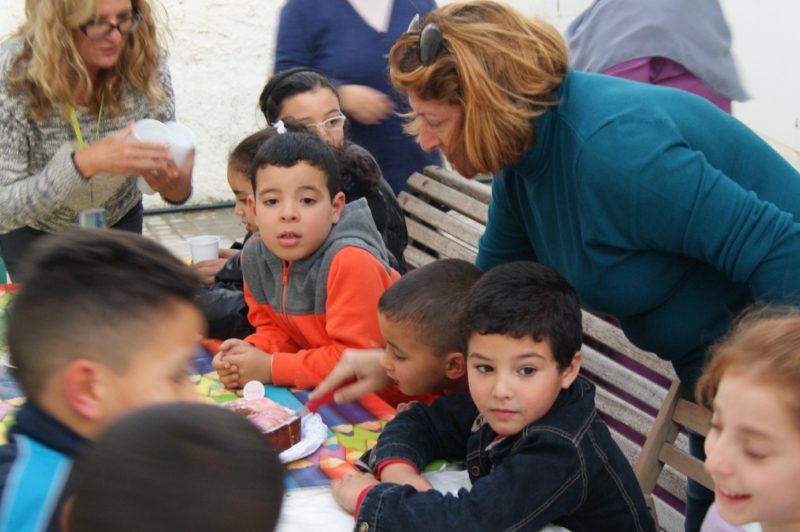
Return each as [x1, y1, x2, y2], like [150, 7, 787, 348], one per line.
[242, 198, 400, 390]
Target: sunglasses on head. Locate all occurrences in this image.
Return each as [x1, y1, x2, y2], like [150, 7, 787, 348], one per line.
[407, 14, 445, 67]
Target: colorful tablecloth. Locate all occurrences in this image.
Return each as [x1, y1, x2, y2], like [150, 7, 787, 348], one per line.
[0, 284, 396, 490]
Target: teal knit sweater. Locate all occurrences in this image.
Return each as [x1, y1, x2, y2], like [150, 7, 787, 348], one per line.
[476, 71, 800, 388]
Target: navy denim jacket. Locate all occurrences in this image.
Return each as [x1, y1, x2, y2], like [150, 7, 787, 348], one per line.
[356, 376, 655, 532]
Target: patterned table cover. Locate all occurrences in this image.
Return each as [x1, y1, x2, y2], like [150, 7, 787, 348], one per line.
[0, 284, 397, 490]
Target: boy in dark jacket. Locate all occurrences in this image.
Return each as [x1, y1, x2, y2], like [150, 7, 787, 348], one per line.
[332, 261, 656, 532]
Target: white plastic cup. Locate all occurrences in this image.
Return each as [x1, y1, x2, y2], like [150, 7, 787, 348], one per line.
[132, 118, 169, 143]
[165, 121, 196, 166]
[187, 235, 220, 263]
[132, 119, 169, 196]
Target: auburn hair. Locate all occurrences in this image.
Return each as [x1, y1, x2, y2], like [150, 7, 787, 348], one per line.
[389, 1, 569, 176]
[696, 307, 800, 427]
[5, 0, 168, 120]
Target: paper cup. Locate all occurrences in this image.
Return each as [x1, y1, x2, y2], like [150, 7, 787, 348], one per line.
[187, 235, 220, 263]
[132, 119, 169, 196]
[132, 119, 169, 143]
[165, 121, 196, 166]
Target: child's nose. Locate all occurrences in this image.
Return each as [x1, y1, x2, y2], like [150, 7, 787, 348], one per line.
[491, 376, 512, 399]
[704, 436, 733, 478]
[280, 204, 299, 221]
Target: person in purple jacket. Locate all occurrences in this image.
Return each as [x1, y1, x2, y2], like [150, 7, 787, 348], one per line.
[274, 0, 441, 194]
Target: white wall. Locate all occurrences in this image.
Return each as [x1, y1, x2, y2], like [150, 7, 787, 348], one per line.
[721, 0, 800, 160]
[1, 0, 797, 208]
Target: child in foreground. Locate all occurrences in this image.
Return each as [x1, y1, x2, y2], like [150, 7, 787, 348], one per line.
[698, 308, 800, 532]
[0, 229, 202, 532]
[66, 403, 284, 532]
[332, 261, 655, 532]
[212, 132, 400, 392]
[378, 258, 483, 410]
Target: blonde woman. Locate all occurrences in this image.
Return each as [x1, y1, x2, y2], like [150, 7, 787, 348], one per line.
[0, 0, 192, 279]
[316, 2, 800, 531]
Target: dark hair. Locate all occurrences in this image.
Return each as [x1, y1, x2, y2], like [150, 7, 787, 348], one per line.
[379, 259, 483, 357]
[251, 132, 340, 197]
[228, 118, 309, 175]
[460, 262, 582, 370]
[259, 67, 340, 124]
[7, 229, 200, 400]
[333, 144, 382, 199]
[69, 403, 284, 532]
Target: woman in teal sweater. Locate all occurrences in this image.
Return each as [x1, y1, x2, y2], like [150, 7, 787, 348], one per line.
[385, 3, 800, 531]
[315, 2, 800, 531]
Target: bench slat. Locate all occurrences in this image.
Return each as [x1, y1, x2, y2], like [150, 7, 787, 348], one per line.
[399, 192, 484, 248]
[422, 165, 492, 205]
[406, 219, 477, 262]
[609, 427, 687, 503]
[658, 444, 714, 491]
[673, 399, 711, 437]
[595, 386, 655, 438]
[582, 311, 677, 381]
[407, 173, 489, 225]
[653, 496, 684, 532]
[582, 345, 667, 411]
[403, 246, 436, 270]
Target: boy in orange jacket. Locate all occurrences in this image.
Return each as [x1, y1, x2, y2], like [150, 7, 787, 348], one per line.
[213, 132, 400, 393]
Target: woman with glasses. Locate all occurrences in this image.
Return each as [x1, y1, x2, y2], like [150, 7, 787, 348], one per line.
[0, 0, 192, 279]
[314, 2, 800, 530]
[260, 67, 409, 273]
[273, 0, 440, 196]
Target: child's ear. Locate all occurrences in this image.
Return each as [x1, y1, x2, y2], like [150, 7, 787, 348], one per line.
[63, 359, 104, 421]
[330, 191, 346, 224]
[559, 351, 583, 389]
[444, 352, 467, 380]
[247, 195, 257, 219]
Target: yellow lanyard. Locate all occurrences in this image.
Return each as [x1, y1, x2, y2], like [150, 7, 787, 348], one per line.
[69, 91, 104, 149]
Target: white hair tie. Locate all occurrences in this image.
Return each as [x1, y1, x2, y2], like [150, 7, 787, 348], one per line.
[272, 120, 287, 134]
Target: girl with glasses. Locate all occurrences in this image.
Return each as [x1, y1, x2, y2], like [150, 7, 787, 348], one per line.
[260, 67, 409, 274]
[0, 0, 193, 280]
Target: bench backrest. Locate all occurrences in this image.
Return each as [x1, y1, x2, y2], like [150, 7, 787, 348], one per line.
[402, 165, 704, 532]
[634, 381, 713, 530]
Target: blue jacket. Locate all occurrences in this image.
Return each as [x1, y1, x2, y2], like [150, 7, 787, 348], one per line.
[356, 377, 655, 532]
[0, 401, 89, 532]
[274, 0, 441, 194]
[477, 71, 800, 390]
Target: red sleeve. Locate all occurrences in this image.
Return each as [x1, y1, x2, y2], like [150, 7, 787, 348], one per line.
[271, 247, 399, 389]
[375, 459, 418, 481]
[353, 486, 374, 520]
[243, 280, 302, 354]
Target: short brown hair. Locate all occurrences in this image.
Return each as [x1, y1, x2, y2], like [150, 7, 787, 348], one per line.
[389, 1, 569, 176]
[8, 229, 200, 400]
[378, 259, 483, 357]
[696, 307, 800, 428]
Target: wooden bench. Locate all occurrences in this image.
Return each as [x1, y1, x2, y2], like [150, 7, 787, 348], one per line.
[401, 165, 711, 532]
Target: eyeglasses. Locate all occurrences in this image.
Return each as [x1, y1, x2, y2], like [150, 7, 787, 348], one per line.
[79, 10, 142, 40]
[305, 114, 346, 133]
[406, 14, 445, 67]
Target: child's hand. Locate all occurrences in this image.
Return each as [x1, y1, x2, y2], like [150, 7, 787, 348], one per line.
[218, 339, 272, 387]
[395, 400, 419, 413]
[379, 463, 433, 492]
[191, 249, 238, 286]
[331, 472, 379, 514]
[211, 351, 237, 385]
[191, 259, 227, 286]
